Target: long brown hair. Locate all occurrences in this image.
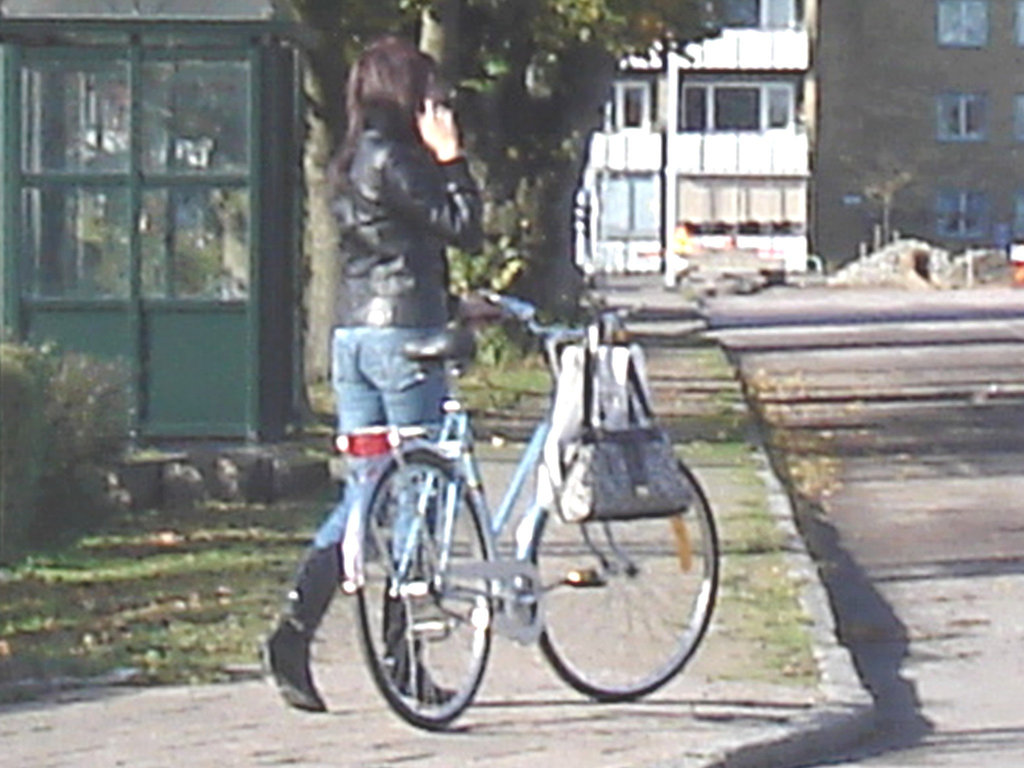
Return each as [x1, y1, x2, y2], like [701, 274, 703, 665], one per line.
[331, 36, 437, 185]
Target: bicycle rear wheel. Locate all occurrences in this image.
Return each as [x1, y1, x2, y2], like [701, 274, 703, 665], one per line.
[538, 461, 718, 701]
[355, 449, 492, 730]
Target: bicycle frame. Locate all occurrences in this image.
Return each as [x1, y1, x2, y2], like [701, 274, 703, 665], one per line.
[389, 403, 553, 644]
[339, 298, 599, 644]
[339, 370, 564, 645]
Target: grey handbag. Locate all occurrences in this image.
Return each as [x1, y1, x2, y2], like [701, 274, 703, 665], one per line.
[557, 342, 693, 523]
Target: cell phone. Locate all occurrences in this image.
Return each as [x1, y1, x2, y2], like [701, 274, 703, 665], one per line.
[426, 80, 455, 110]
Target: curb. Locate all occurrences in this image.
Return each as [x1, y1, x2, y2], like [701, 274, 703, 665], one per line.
[700, 448, 876, 768]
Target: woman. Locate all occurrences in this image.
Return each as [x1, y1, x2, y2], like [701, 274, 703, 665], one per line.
[264, 35, 483, 713]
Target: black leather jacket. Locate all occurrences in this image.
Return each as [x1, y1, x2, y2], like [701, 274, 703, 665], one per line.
[331, 108, 483, 328]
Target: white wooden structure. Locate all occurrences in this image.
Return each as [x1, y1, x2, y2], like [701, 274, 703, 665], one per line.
[577, 2, 812, 281]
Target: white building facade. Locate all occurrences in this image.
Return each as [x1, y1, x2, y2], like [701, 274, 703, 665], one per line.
[577, 0, 813, 280]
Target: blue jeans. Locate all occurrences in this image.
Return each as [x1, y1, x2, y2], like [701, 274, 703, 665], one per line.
[313, 326, 447, 548]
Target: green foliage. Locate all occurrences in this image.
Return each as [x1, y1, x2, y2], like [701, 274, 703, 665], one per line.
[448, 236, 525, 295]
[0, 345, 51, 561]
[472, 324, 524, 369]
[290, 0, 712, 315]
[0, 342, 132, 563]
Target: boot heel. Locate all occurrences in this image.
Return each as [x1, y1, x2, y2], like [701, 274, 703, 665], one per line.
[263, 622, 327, 713]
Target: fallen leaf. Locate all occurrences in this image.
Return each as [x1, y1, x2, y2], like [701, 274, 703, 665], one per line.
[152, 531, 184, 546]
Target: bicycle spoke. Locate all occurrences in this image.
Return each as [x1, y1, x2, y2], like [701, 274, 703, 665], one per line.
[355, 450, 492, 730]
[538, 463, 718, 701]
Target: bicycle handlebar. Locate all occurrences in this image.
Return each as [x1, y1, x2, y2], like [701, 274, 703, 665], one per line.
[481, 292, 535, 323]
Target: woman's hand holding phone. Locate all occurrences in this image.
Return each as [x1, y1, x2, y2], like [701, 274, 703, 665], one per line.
[418, 99, 462, 163]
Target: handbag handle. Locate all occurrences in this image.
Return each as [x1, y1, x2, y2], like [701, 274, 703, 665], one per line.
[581, 331, 656, 432]
[581, 324, 598, 432]
[626, 354, 655, 422]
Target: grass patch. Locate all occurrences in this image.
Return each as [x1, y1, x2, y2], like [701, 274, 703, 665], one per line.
[307, 354, 551, 419]
[679, 359, 817, 688]
[717, 554, 817, 685]
[459, 358, 551, 413]
[0, 497, 329, 702]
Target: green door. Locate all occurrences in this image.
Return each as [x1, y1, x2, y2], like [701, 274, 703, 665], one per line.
[14, 44, 258, 437]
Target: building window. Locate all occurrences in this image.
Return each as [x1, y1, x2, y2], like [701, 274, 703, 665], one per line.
[936, 190, 989, 238]
[937, 0, 988, 47]
[1014, 192, 1024, 238]
[684, 87, 708, 132]
[720, 0, 760, 27]
[1018, 2, 1024, 45]
[936, 92, 987, 141]
[715, 88, 760, 130]
[767, 86, 791, 128]
[719, 0, 797, 29]
[681, 82, 794, 132]
[1016, 95, 1024, 141]
[609, 81, 651, 131]
[598, 174, 660, 239]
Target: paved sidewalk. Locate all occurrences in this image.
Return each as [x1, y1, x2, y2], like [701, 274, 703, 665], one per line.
[0, 275, 873, 768]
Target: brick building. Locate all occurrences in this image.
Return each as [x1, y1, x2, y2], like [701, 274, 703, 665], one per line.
[813, 0, 1024, 263]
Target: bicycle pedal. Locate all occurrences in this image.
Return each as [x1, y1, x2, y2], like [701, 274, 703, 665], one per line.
[398, 580, 430, 598]
[411, 618, 450, 638]
[562, 568, 606, 588]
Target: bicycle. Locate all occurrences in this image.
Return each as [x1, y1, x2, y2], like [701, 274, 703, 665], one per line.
[332, 294, 719, 730]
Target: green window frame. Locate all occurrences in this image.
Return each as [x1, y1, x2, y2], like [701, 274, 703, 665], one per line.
[17, 44, 254, 304]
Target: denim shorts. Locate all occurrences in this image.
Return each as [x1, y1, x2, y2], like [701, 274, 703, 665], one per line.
[330, 325, 447, 433]
[313, 325, 447, 549]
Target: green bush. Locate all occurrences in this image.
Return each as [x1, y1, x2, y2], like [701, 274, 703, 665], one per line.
[0, 342, 131, 563]
[0, 344, 51, 560]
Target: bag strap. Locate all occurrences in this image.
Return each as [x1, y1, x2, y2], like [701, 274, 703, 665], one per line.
[626, 351, 655, 421]
[581, 329, 597, 432]
[582, 336, 656, 432]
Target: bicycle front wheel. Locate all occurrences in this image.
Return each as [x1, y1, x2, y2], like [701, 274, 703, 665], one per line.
[355, 449, 492, 730]
[538, 461, 718, 701]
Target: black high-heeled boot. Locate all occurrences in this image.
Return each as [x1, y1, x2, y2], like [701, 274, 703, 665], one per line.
[263, 546, 339, 712]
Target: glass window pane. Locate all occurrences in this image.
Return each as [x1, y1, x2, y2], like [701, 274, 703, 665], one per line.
[767, 87, 791, 128]
[599, 177, 631, 237]
[621, 85, 646, 128]
[714, 87, 760, 131]
[141, 60, 250, 174]
[937, 0, 988, 46]
[21, 61, 130, 173]
[632, 176, 660, 237]
[936, 191, 958, 236]
[720, 0, 760, 27]
[1013, 192, 1024, 237]
[936, 93, 986, 140]
[766, 0, 793, 28]
[962, 1, 988, 43]
[936, 95, 958, 139]
[936, 190, 988, 237]
[963, 94, 985, 137]
[1018, 1, 1024, 45]
[22, 186, 130, 298]
[963, 192, 988, 235]
[141, 188, 250, 299]
[683, 87, 707, 132]
[1015, 95, 1024, 140]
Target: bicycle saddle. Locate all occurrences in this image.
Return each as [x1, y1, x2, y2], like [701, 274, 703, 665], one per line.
[402, 326, 476, 364]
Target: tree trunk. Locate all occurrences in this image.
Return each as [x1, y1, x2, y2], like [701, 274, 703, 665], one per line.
[301, 91, 338, 391]
[289, 1, 348, 394]
[512, 44, 614, 314]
